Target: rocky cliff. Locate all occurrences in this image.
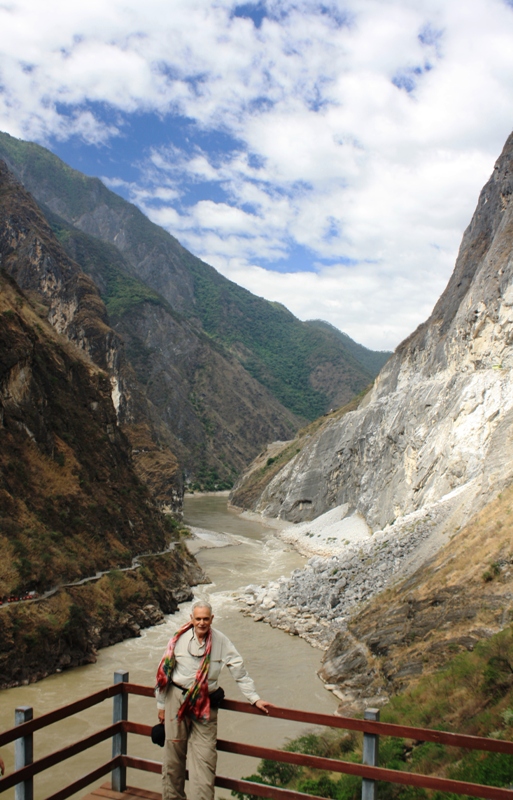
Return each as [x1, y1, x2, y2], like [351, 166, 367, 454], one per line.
[236, 131, 513, 542]
[0, 269, 205, 684]
[317, 479, 513, 713]
[233, 129, 513, 711]
[0, 160, 184, 508]
[0, 131, 389, 490]
[0, 265, 197, 595]
[0, 162, 209, 683]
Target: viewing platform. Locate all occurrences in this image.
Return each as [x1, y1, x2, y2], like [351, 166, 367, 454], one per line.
[1, 670, 513, 800]
[83, 784, 160, 800]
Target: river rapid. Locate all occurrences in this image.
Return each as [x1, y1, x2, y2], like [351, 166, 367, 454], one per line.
[0, 494, 337, 800]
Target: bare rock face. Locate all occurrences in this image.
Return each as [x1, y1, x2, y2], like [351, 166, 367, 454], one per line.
[233, 132, 513, 712]
[0, 160, 183, 508]
[251, 131, 513, 537]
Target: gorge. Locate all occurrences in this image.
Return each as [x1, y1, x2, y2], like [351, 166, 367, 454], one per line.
[3, 121, 513, 727]
[0, 130, 389, 500]
[0, 132, 387, 687]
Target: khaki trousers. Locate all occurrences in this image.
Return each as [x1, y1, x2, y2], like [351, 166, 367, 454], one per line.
[162, 685, 218, 800]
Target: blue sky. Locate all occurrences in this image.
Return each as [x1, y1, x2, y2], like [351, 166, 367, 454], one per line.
[1, 0, 513, 349]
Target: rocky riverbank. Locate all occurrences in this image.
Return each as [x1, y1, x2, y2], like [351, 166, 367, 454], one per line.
[235, 483, 473, 649]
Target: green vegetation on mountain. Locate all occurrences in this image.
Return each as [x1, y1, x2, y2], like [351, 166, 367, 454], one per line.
[305, 319, 391, 376]
[184, 252, 374, 419]
[235, 625, 513, 799]
[0, 132, 126, 220]
[45, 210, 172, 320]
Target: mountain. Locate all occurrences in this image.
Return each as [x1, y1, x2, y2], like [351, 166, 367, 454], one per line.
[0, 266, 203, 685]
[232, 129, 513, 714]
[233, 130, 513, 536]
[0, 130, 386, 490]
[319, 480, 513, 711]
[305, 319, 391, 377]
[0, 158, 184, 509]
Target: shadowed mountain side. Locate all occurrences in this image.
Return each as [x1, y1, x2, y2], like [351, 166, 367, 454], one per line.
[305, 319, 391, 377]
[0, 271, 204, 685]
[0, 160, 183, 507]
[0, 270, 198, 597]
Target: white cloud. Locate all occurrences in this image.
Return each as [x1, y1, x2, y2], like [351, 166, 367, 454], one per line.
[1, 0, 513, 348]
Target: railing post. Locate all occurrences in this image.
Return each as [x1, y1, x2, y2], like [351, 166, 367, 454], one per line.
[112, 670, 129, 792]
[15, 706, 33, 800]
[362, 707, 380, 800]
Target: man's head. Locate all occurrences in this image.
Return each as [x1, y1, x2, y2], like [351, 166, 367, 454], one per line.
[190, 601, 213, 641]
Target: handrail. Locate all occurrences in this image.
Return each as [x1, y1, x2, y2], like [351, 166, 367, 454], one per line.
[4, 686, 512, 757]
[0, 684, 122, 747]
[214, 777, 319, 799]
[1, 677, 513, 800]
[123, 682, 154, 698]
[120, 748, 513, 800]
[215, 738, 513, 800]
[219, 697, 513, 755]
[0, 724, 121, 791]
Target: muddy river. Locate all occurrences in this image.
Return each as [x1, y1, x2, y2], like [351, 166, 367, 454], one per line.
[0, 494, 337, 799]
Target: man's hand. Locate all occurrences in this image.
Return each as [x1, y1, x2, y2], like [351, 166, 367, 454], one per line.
[158, 709, 165, 723]
[254, 699, 274, 715]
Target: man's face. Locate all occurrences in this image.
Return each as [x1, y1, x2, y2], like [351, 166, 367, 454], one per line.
[191, 606, 213, 639]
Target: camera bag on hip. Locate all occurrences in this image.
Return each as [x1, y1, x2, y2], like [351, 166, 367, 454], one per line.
[209, 687, 225, 708]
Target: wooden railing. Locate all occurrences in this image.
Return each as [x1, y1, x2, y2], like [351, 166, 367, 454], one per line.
[1, 671, 513, 800]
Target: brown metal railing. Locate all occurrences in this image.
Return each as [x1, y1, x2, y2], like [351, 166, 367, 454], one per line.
[1, 672, 513, 800]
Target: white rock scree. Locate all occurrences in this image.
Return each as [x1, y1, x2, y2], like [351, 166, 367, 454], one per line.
[235, 483, 473, 650]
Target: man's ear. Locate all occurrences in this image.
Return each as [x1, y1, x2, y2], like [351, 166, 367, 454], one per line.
[211, 614, 214, 623]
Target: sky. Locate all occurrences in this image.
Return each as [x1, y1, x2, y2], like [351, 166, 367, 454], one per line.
[1, 1, 513, 350]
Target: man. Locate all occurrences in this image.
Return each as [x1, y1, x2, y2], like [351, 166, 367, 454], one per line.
[156, 601, 272, 800]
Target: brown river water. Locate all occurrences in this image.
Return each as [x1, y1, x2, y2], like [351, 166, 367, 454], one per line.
[0, 494, 337, 800]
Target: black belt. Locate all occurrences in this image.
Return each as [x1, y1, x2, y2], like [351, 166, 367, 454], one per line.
[172, 680, 219, 698]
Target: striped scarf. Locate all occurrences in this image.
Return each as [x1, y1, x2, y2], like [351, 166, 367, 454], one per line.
[156, 621, 212, 721]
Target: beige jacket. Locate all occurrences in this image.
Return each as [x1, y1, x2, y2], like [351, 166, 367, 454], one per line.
[156, 627, 260, 708]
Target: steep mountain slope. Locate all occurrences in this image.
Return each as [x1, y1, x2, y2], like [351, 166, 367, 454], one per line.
[0, 270, 180, 594]
[0, 131, 386, 489]
[0, 270, 203, 685]
[235, 131, 513, 542]
[0, 160, 183, 507]
[319, 480, 513, 713]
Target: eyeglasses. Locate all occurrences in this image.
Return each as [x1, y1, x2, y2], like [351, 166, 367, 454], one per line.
[188, 633, 206, 658]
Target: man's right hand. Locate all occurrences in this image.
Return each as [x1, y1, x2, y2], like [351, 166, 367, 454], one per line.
[158, 709, 165, 723]
[254, 699, 274, 715]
